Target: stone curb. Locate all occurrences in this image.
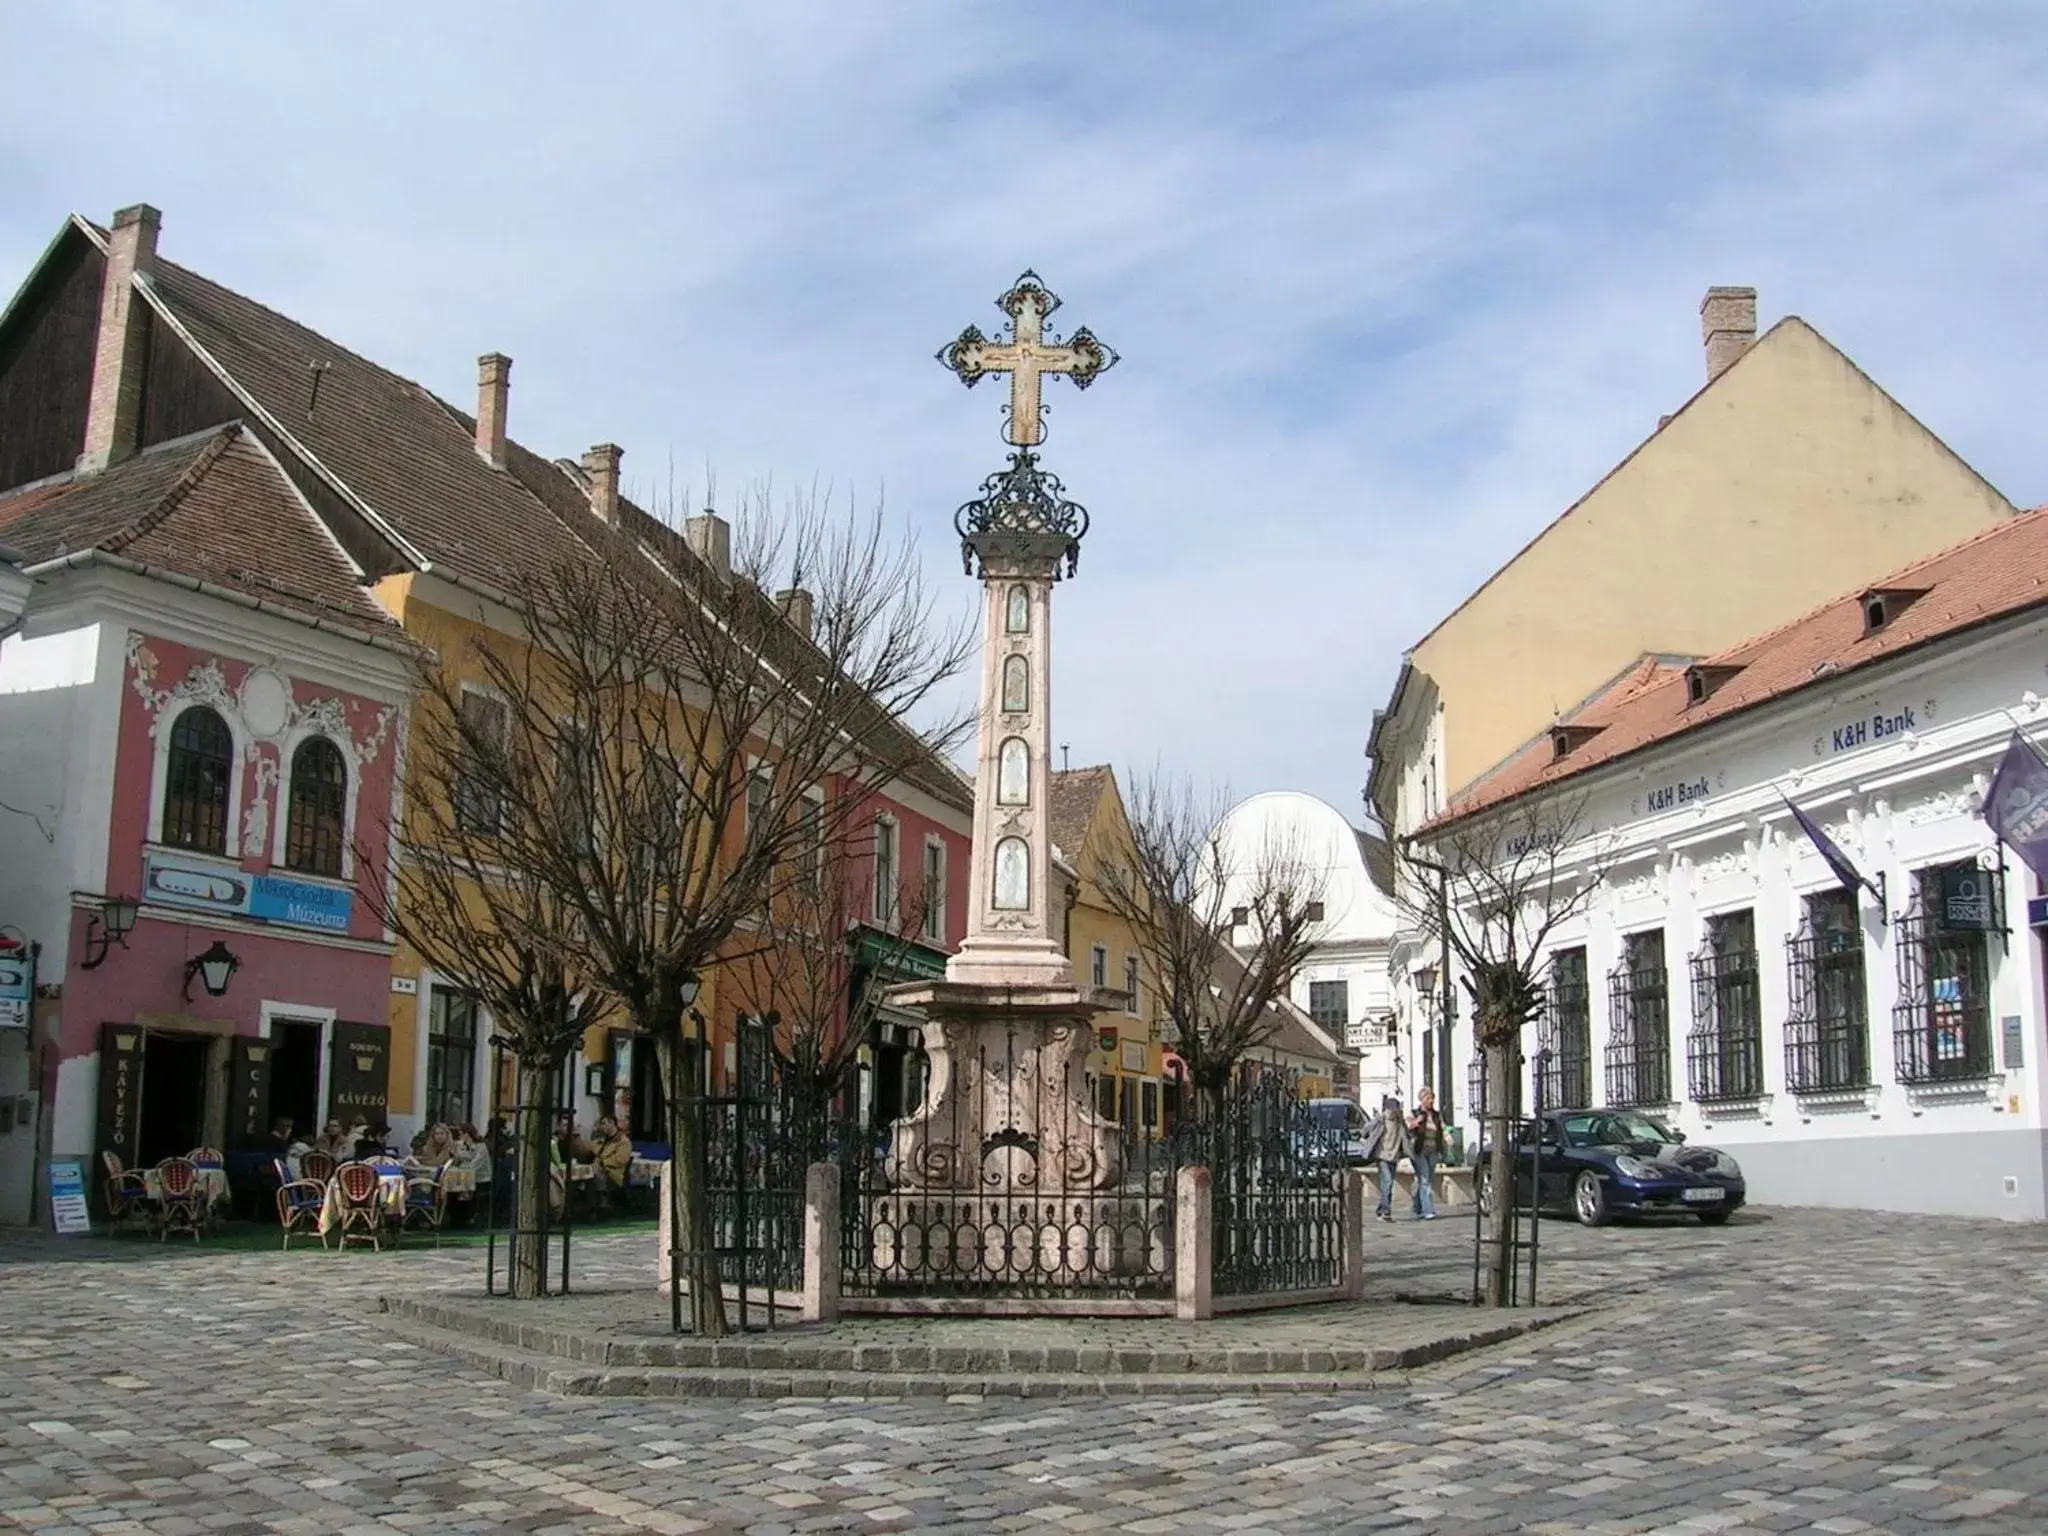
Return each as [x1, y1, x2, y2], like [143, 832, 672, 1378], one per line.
[373, 1294, 1578, 1398]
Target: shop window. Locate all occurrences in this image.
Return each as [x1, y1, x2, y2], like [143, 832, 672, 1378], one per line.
[163, 705, 233, 853]
[1537, 947, 1591, 1110]
[1605, 929, 1670, 1107]
[1785, 888, 1869, 1091]
[284, 736, 348, 877]
[1687, 910, 1763, 1101]
[1892, 862, 1999, 1083]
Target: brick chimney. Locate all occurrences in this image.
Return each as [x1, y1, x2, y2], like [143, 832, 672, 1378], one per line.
[582, 442, 621, 524]
[78, 204, 163, 473]
[685, 509, 731, 578]
[1700, 286, 1757, 383]
[776, 587, 815, 637]
[475, 353, 511, 467]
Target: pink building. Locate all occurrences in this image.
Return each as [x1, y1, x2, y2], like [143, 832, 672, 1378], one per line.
[0, 425, 413, 1208]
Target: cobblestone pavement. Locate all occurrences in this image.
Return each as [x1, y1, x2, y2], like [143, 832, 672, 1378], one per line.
[5, 1207, 2048, 1533]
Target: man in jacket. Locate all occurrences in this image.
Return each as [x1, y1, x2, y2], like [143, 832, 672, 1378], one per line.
[1367, 1096, 1411, 1222]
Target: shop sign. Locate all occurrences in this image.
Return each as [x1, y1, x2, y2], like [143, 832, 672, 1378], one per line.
[96, 1024, 144, 1168]
[1645, 775, 1711, 814]
[0, 941, 30, 1029]
[48, 1159, 90, 1234]
[1816, 698, 1934, 757]
[854, 929, 947, 981]
[1097, 1026, 1117, 1055]
[327, 1020, 390, 1125]
[142, 849, 353, 934]
[1121, 1041, 1147, 1074]
[2003, 1015, 2025, 1071]
[230, 1038, 272, 1146]
[1937, 866, 1995, 931]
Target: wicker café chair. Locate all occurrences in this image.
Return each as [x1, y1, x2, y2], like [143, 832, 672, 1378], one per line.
[273, 1157, 329, 1251]
[99, 1150, 150, 1229]
[333, 1161, 386, 1251]
[401, 1167, 446, 1247]
[153, 1157, 204, 1242]
[299, 1149, 337, 1187]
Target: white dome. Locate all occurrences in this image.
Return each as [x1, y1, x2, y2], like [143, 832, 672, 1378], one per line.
[1209, 790, 1398, 943]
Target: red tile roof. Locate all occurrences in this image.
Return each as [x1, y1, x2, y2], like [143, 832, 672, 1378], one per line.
[0, 426, 405, 642]
[1429, 505, 2048, 828]
[1050, 765, 1111, 860]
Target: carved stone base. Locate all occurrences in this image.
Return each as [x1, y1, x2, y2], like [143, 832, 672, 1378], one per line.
[883, 980, 1124, 1201]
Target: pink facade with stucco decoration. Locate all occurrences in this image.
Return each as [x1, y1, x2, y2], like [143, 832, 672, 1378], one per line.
[53, 631, 403, 1146]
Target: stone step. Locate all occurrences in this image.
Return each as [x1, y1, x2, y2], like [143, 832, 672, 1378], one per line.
[379, 1294, 1539, 1377]
[373, 1310, 1406, 1399]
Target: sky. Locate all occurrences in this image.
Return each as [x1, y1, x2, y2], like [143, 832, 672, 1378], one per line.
[6, 5, 2048, 825]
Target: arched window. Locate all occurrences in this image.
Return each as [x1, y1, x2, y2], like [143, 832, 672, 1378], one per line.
[1001, 654, 1029, 714]
[285, 737, 348, 876]
[162, 706, 234, 853]
[993, 836, 1031, 910]
[1005, 584, 1029, 634]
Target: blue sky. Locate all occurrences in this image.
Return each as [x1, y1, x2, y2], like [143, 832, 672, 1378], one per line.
[6, 5, 2047, 822]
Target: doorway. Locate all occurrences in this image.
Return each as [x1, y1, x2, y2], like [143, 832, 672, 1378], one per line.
[138, 1031, 210, 1163]
[267, 1019, 323, 1142]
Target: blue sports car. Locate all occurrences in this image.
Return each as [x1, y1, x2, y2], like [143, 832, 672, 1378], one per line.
[1481, 1109, 1746, 1226]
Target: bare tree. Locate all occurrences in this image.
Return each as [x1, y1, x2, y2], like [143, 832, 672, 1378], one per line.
[1098, 772, 1326, 1123]
[1397, 792, 1607, 1306]
[444, 488, 969, 1334]
[726, 816, 939, 1159]
[366, 654, 614, 1299]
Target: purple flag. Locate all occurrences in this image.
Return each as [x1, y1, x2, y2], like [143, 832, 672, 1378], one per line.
[1983, 733, 2048, 883]
[1780, 792, 1881, 902]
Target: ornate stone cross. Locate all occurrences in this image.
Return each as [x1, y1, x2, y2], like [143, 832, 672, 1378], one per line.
[937, 271, 1118, 447]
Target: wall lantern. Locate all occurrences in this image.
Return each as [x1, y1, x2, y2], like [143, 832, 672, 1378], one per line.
[183, 940, 241, 1000]
[80, 895, 140, 970]
[677, 972, 702, 1010]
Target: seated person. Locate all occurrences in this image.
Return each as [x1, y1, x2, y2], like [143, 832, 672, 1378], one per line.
[588, 1116, 633, 1193]
[413, 1122, 456, 1169]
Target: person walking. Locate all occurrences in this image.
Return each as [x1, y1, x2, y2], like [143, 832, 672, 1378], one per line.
[1407, 1088, 1446, 1220]
[1368, 1095, 1410, 1222]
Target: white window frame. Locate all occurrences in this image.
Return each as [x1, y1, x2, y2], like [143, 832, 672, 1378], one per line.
[271, 724, 360, 880]
[1125, 954, 1140, 1015]
[1091, 944, 1108, 990]
[150, 698, 247, 858]
[259, 999, 337, 1133]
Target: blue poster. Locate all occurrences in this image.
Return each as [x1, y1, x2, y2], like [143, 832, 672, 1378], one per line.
[48, 1159, 90, 1234]
[142, 850, 352, 934]
[249, 875, 353, 932]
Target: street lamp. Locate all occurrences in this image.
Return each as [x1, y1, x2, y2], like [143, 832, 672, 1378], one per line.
[183, 940, 240, 1000]
[79, 895, 140, 969]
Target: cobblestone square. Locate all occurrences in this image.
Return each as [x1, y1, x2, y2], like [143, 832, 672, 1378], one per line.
[4, 1208, 2047, 1533]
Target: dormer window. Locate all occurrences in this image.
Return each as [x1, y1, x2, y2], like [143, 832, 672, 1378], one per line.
[1859, 585, 1928, 636]
[1685, 664, 1743, 708]
[1550, 723, 1604, 761]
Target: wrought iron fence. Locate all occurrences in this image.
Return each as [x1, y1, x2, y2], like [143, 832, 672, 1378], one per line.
[1196, 1073, 1345, 1297]
[1687, 928, 1764, 1102]
[1785, 899, 1869, 1092]
[482, 1042, 575, 1298]
[1892, 891, 1994, 1084]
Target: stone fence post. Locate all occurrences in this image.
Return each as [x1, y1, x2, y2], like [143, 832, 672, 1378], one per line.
[1174, 1164, 1212, 1321]
[802, 1161, 841, 1324]
[1342, 1167, 1368, 1301]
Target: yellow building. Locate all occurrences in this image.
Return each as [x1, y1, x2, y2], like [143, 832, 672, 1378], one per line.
[1049, 766, 1170, 1134]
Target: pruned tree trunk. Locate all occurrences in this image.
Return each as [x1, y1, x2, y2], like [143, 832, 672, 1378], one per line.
[512, 1058, 554, 1300]
[1481, 1032, 1516, 1308]
[657, 1034, 728, 1338]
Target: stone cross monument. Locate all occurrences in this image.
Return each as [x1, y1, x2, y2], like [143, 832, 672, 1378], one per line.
[882, 274, 1131, 1241]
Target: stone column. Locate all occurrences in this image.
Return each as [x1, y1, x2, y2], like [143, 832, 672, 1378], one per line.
[1174, 1165, 1213, 1321]
[801, 1162, 841, 1324]
[1342, 1168, 1368, 1301]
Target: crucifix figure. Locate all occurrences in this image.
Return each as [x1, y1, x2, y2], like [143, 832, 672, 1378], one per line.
[936, 271, 1118, 447]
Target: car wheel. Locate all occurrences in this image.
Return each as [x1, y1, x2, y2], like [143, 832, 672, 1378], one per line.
[1695, 1207, 1731, 1226]
[1572, 1170, 1608, 1227]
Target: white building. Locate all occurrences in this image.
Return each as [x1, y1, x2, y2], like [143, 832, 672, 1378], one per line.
[1417, 509, 2048, 1220]
[1211, 791, 1401, 1105]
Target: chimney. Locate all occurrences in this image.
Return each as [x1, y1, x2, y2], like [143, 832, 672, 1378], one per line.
[685, 509, 731, 578]
[581, 442, 622, 524]
[776, 587, 815, 637]
[475, 353, 511, 467]
[1700, 286, 1757, 383]
[78, 203, 162, 473]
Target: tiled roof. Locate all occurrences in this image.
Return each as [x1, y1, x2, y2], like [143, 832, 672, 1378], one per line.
[1050, 765, 1111, 861]
[1429, 506, 2048, 828]
[0, 426, 404, 641]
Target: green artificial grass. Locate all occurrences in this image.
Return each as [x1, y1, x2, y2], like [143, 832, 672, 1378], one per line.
[82, 1216, 659, 1254]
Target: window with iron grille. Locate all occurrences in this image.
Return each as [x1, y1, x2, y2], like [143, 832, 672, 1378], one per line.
[1537, 947, 1591, 1109]
[1308, 979, 1349, 1035]
[163, 705, 234, 853]
[1892, 862, 1997, 1084]
[1688, 909, 1764, 1101]
[1467, 1047, 1488, 1117]
[1785, 888, 1869, 1092]
[1605, 929, 1671, 1107]
[283, 736, 348, 876]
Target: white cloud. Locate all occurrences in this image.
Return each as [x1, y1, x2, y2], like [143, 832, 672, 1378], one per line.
[4, 4, 2044, 817]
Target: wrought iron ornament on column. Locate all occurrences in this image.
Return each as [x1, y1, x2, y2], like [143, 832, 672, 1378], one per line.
[937, 271, 1118, 578]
